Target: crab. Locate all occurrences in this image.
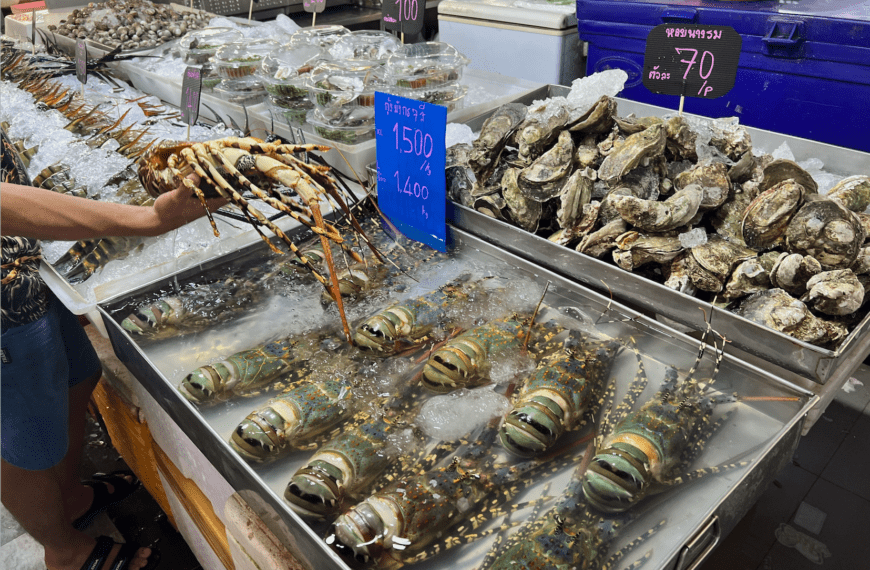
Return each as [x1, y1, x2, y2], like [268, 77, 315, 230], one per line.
[137, 136, 382, 341]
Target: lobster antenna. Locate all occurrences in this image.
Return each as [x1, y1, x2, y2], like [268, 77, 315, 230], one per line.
[523, 281, 551, 351]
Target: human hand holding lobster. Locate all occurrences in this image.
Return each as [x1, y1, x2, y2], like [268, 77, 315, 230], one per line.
[150, 172, 228, 234]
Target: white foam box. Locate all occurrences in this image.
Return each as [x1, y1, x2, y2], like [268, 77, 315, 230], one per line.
[4, 10, 48, 45]
[438, 0, 585, 86]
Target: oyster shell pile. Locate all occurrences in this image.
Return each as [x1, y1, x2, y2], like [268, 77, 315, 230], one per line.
[48, 1, 210, 51]
[447, 96, 870, 349]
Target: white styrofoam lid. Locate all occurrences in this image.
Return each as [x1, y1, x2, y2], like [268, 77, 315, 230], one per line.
[438, 0, 577, 29]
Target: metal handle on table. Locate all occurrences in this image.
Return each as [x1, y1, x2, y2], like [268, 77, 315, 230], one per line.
[675, 515, 720, 570]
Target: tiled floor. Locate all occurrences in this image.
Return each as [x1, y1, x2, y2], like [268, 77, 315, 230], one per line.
[699, 366, 870, 570]
[3, 368, 868, 570]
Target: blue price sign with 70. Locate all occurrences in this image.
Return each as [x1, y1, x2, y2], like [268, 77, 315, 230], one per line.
[375, 92, 446, 252]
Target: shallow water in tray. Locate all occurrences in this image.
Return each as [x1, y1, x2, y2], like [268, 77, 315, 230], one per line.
[131, 229, 805, 570]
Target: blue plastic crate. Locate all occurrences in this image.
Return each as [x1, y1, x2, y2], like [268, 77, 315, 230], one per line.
[576, 0, 870, 152]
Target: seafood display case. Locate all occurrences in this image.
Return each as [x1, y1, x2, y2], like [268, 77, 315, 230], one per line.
[99, 221, 815, 570]
[447, 85, 870, 390]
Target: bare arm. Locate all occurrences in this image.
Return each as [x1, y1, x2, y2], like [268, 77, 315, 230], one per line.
[1, 177, 227, 240]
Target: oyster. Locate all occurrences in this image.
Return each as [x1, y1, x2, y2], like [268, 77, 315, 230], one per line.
[801, 269, 865, 316]
[548, 202, 601, 247]
[722, 251, 782, 299]
[769, 253, 822, 297]
[557, 167, 595, 228]
[727, 151, 756, 184]
[785, 196, 866, 270]
[663, 252, 694, 293]
[741, 180, 805, 249]
[734, 289, 848, 347]
[674, 162, 730, 211]
[568, 96, 617, 134]
[502, 168, 542, 232]
[850, 246, 870, 275]
[474, 193, 509, 221]
[515, 106, 570, 164]
[614, 115, 662, 136]
[610, 184, 703, 233]
[686, 235, 757, 293]
[577, 219, 628, 258]
[468, 103, 526, 182]
[518, 130, 575, 202]
[757, 159, 818, 194]
[446, 144, 473, 207]
[575, 142, 601, 169]
[711, 187, 754, 245]
[598, 124, 666, 183]
[664, 115, 697, 161]
[613, 231, 683, 271]
[826, 175, 870, 212]
[707, 119, 752, 161]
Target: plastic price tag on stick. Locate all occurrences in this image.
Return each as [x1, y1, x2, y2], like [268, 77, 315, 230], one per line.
[382, 0, 424, 37]
[180, 66, 202, 126]
[642, 24, 741, 100]
[375, 91, 446, 252]
[76, 40, 87, 85]
[303, 0, 326, 13]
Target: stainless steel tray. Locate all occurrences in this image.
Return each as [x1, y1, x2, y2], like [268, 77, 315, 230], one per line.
[100, 223, 814, 570]
[448, 85, 870, 386]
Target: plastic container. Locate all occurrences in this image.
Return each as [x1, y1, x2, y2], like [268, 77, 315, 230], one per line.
[289, 25, 351, 49]
[214, 39, 280, 80]
[305, 109, 375, 145]
[575, 0, 870, 152]
[306, 60, 384, 125]
[180, 27, 243, 65]
[384, 42, 470, 89]
[327, 30, 403, 63]
[259, 44, 325, 127]
[214, 76, 268, 106]
[389, 83, 469, 112]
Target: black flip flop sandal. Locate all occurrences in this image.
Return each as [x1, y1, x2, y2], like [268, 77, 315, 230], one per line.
[79, 536, 160, 570]
[73, 471, 141, 530]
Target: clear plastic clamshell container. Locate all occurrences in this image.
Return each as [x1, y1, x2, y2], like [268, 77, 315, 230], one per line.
[384, 42, 470, 89]
[214, 76, 268, 106]
[305, 108, 374, 145]
[214, 39, 280, 80]
[305, 60, 384, 129]
[180, 27, 243, 65]
[327, 30, 403, 63]
[387, 83, 469, 112]
[259, 44, 325, 127]
[289, 25, 351, 49]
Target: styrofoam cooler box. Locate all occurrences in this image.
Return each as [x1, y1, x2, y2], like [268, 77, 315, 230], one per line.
[4, 10, 48, 45]
[576, 0, 870, 152]
[438, 0, 584, 86]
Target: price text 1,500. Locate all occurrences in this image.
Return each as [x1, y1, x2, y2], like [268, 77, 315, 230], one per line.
[394, 124, 433, 157]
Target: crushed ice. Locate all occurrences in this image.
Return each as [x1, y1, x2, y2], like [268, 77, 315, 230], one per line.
[416, 387, 511, 441]
[679, 228, 708, 249]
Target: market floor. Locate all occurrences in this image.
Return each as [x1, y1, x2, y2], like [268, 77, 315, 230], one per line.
[1, 364, 868, 570]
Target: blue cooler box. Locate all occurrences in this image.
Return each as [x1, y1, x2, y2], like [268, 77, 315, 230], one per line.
[576, 0, 870, 152]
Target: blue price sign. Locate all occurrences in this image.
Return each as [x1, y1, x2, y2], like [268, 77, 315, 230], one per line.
[375, 92, 446, 253]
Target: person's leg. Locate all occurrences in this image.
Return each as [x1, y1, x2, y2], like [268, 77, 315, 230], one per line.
[1, 458, 152, 570]
[60, 372, 101, 523]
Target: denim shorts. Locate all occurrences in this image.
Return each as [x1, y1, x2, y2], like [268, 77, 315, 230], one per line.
[1, 294, 102, 470]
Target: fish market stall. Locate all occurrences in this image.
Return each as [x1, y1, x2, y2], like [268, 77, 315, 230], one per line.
[98, 219, 815, 570]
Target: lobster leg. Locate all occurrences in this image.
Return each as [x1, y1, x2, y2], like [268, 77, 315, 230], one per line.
[601, 519, 666, 570]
